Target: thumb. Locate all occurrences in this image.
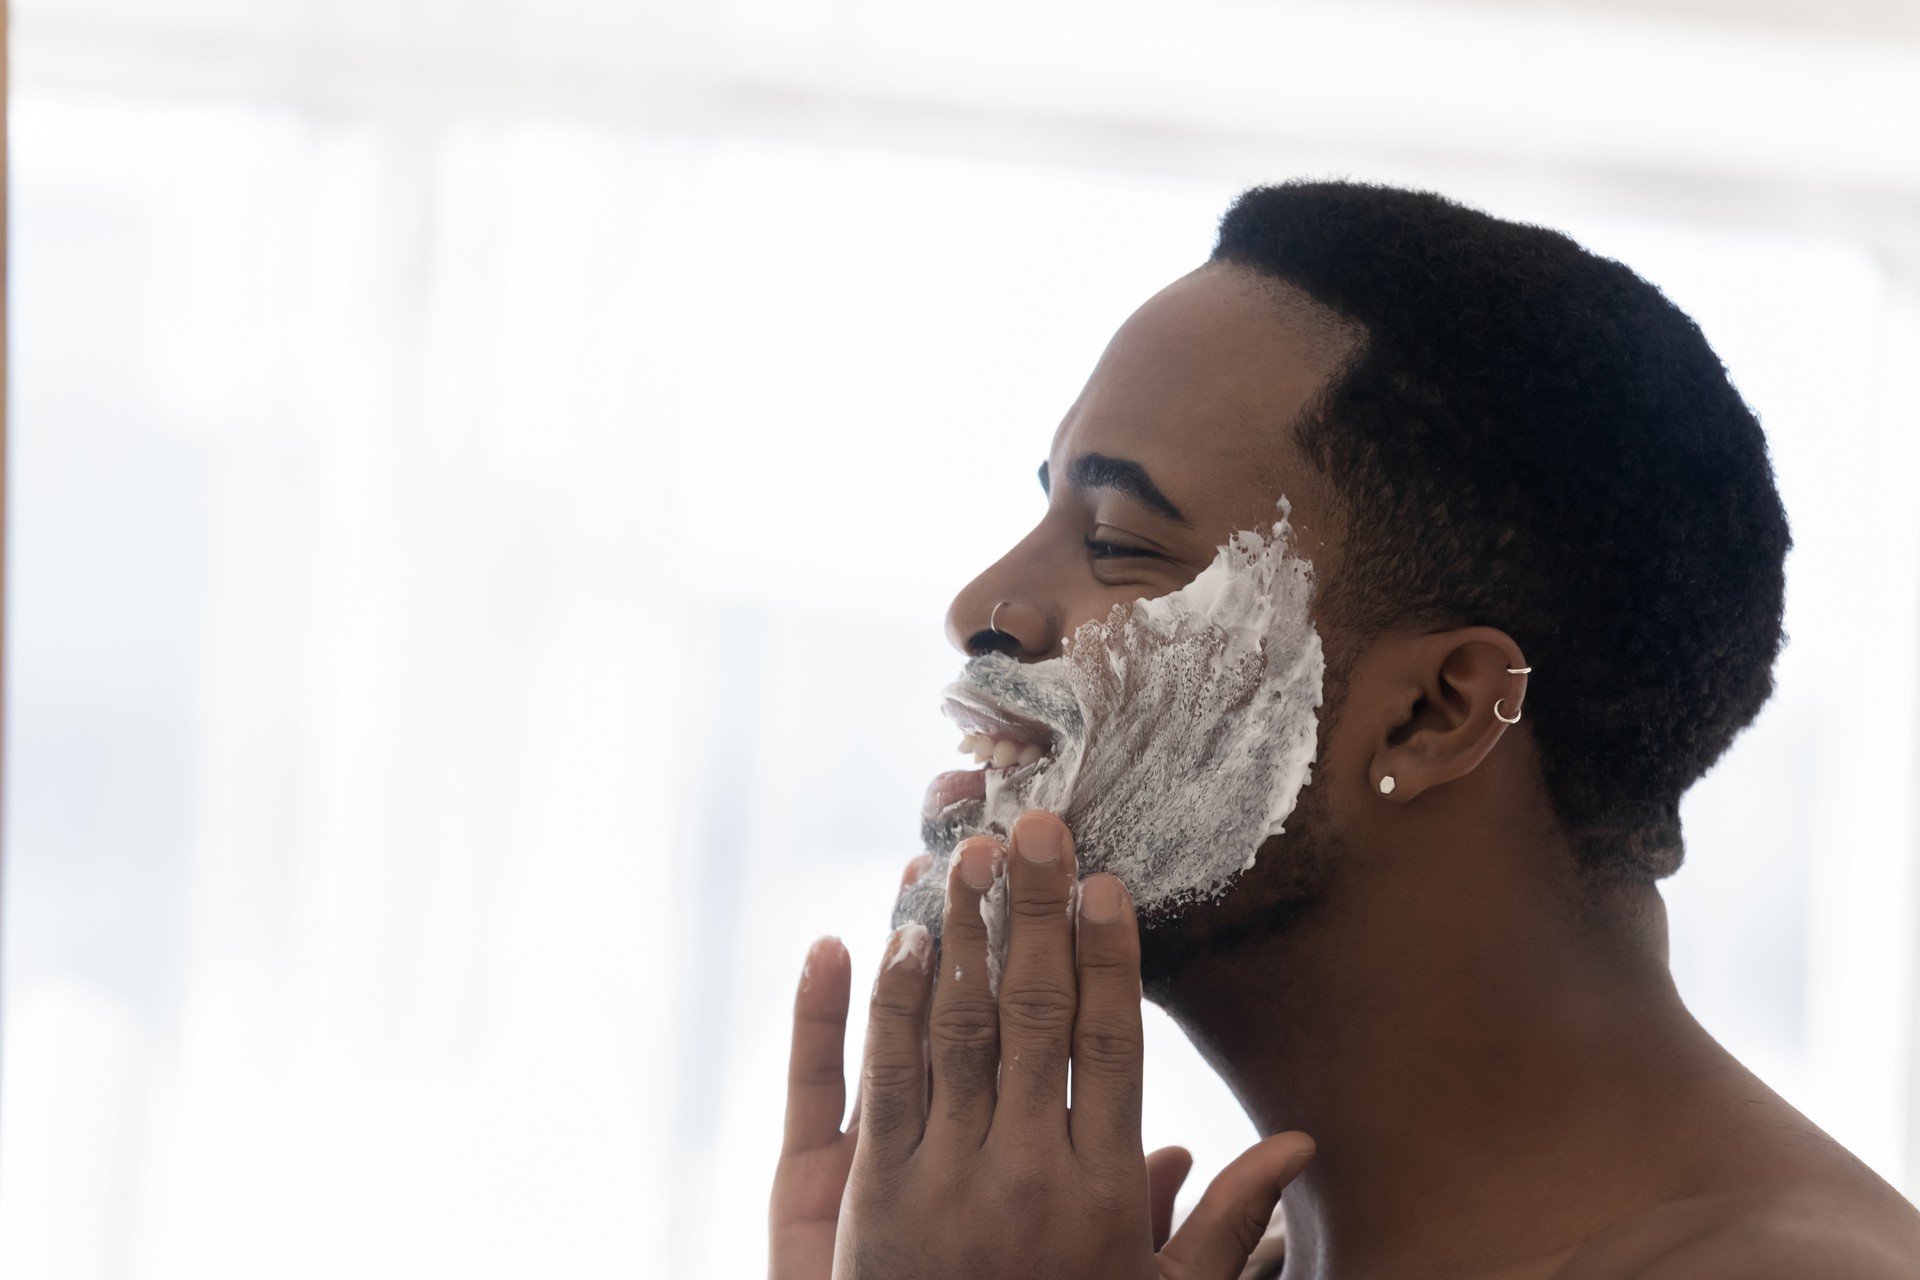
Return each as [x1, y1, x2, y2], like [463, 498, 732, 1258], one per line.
[1145, 1145, 1195, 1251]
[1157, 1132, 1314, 1280]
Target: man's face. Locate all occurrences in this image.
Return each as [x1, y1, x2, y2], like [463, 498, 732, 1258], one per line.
[901, 262, 1363, 970]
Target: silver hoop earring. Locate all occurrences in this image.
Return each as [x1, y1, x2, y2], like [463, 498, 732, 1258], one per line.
[1494, 699, 1522, 725]
[1379, 775, 1396, 795]
[1506, 665, 1532, 674]
[990, 601, 1010, 635]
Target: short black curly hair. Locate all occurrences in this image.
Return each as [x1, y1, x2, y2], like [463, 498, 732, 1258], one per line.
[1213, 181, 1790, 881]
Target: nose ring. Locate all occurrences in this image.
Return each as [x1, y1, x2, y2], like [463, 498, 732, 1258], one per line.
[990, 601, 1010, 635]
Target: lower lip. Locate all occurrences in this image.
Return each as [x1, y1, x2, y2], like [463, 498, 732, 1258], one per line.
[924, 769, 987, 816]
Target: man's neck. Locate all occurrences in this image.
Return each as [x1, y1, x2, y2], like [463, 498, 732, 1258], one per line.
[1155, 840, 1732, 1279]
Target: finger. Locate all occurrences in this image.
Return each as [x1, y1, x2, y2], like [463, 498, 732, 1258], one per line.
[1067, 872, 1144, 1160]
[1159, 1133, 1315, 1280]
[783, 936, 852, 1155]
[901, 853, 932, 890]
[926, 835, 1004, 1143]
[855, 922, 936, 1160]
[991, 810, 1079, 1132]
[769, 1138, 855, 1280]
[1146, 1145, 1194, 1252]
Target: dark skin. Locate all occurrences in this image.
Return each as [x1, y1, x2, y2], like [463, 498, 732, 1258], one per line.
[769, 263, 1920, 1278]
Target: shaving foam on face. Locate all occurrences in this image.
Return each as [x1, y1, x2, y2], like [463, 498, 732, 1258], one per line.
[897, 503, 1325, 991]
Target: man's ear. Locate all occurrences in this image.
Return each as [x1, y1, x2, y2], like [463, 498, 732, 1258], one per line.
[1365, 626, 1531, 804]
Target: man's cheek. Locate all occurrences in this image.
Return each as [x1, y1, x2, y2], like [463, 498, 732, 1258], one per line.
[1051, 518, 1324, 914]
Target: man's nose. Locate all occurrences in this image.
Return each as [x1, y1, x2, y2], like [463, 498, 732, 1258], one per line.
[945, 590, 1059, 661]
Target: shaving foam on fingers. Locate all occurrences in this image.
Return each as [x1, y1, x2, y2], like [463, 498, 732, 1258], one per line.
[886, 920, 933, 971]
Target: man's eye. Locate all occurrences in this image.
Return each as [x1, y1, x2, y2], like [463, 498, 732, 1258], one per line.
[1084, 535, 1161, 561]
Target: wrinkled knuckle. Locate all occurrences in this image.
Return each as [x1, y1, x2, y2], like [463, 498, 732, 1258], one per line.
[933, 992, 1000, 1039]
[1003, 972, 1077, 1011]
[1072, 1023, 1143, 1076]
[862, 1049, 923, 1097]
[1012, 893, 1071, 925]
[1073, 938, 1139, 976]
[789, 1060, 844, 1089]
[999, 983, 1077, 1039]
[930, 1002, 998, 1065]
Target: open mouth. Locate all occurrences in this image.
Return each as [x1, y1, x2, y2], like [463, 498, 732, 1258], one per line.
[944, 684, 1055, 769]
[923, 682, 1061, 816]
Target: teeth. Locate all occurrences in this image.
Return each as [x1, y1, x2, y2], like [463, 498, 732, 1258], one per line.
[956, 732, 1049, 770]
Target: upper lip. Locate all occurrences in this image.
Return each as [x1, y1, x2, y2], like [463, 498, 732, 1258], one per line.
[942, 682, 1056, 751]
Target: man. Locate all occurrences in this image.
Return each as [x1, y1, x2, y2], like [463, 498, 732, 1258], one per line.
[768, 181, 1920, 1278]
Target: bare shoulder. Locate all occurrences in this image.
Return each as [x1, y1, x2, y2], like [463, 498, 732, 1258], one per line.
[1552, 1164, 1920, 1280]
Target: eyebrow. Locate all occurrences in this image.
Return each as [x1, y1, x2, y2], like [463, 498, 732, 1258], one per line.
[1037, 453, 1191, 526]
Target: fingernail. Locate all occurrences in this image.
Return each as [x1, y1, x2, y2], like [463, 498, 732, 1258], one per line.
[1012, 812, 1063, 865]
[902, 853, 933, 887]
[957, 838, 997, 891]
[1078, 875, 1123, 923]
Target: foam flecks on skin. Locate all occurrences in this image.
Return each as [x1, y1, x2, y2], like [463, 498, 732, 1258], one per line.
[886, 920, 932, 970]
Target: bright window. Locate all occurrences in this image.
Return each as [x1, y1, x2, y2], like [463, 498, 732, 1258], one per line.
[5, 4, 1918, 1276]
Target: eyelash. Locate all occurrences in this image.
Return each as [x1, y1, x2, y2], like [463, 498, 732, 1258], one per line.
[1084, 535, 1162, 561]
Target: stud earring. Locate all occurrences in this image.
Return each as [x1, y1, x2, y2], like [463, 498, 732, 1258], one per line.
[1379, 776, 1396, 796]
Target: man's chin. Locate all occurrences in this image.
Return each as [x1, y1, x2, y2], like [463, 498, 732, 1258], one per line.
[891, 867, 950, 938]
[920, 796, 985, 860]
[891, 796, 988, 940]
[893, 796, 1338, 994]
[893, 794, 1230, 968]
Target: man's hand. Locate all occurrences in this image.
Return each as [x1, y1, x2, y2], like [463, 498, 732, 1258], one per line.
[833, 811, 1314, 1280]
[769, 854, 1205, 1280]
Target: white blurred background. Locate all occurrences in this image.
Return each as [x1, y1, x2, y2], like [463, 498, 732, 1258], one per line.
[4, 1, 1919, 1276]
